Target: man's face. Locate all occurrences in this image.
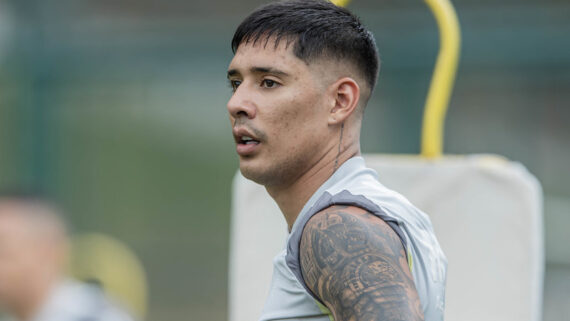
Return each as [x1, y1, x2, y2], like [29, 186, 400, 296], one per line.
[0, 207, 40, 308]
[0, 204, 61, 311]
[227, 40, 334, 188]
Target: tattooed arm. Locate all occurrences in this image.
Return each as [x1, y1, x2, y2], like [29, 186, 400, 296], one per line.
[300, 205, 424, 321]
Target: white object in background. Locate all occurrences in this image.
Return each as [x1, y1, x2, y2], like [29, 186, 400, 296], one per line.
[228, 176, 287, 321]
[228, 154, 544, 321]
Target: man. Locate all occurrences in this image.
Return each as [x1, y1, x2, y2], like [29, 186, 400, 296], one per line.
[226, 1, 447, 320]
[0, 192, 134, 321]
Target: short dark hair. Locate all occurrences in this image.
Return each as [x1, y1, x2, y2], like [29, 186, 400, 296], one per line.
[231, 0, 379, 96]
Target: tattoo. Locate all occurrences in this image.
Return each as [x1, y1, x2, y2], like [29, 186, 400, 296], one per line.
[333, 123, 344, 172]
[300, 206, 424, 321]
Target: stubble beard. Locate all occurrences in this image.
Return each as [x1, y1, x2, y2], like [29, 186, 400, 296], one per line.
[239, 150, 312, 191]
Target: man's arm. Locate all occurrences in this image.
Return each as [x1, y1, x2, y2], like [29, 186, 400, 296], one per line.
[300, 205, 424, 321]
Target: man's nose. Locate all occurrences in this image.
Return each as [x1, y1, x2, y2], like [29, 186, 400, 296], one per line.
[227, 87, 256, 119]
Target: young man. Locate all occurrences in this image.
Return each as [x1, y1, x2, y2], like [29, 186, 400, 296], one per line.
[0, 192, 134, 321]
[226, 1, 447, 320]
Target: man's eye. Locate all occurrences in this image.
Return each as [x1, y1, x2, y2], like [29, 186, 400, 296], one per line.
[230, 80, 242, 91]
[261, 79, 279, 88]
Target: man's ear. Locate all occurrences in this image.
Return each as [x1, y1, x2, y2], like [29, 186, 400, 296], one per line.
[328, 77, 360, 125]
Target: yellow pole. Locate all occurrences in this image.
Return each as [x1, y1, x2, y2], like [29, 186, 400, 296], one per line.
[330, 0, 352, 7]
[421, 0, 461, 158]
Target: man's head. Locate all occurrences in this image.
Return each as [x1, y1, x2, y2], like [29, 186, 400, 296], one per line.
[227, 0, 379, 189]
[0, 192, 68, 318]
[231, 0, 379, 102]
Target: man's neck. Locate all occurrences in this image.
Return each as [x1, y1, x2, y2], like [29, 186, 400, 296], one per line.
[266, 145, 360, 231]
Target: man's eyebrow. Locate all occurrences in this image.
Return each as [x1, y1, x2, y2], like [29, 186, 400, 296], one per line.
[227, 69, 239, 79]
[227, 67, 290, 78]
[251, 67, 290, 77]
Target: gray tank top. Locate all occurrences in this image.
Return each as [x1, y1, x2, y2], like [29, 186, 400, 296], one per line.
[259, 156, 447, 321]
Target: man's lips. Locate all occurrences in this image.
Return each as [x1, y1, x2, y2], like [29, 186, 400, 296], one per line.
[233, 127, 261, 143]
[233, 127, 262, 156]
[236, 141, 260, 156]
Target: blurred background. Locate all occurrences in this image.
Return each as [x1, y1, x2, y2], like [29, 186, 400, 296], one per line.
[0, 0, 568, 320]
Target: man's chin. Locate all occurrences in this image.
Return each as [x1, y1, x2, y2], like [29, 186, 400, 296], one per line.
[239, 166, 264, 184]
[239, 161, 277, 186]
[240, 165, 295, 191]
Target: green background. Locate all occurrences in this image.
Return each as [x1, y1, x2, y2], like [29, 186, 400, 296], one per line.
[0, 0, 568, 320]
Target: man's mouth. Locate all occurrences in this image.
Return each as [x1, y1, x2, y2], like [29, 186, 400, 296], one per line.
[233, 126, 265, 156]
[235, 132, 262, 156]
[239, 136, 260, 145]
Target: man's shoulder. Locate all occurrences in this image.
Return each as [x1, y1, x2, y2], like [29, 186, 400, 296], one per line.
[301, 204, 405, 263]
[299, 204, 424, 321]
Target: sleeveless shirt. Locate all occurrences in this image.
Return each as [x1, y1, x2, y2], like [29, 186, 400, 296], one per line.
[259, 156, 447, 321]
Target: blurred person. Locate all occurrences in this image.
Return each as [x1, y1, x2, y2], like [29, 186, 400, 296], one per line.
[226, 1, 446, 320]
[0, 192, 134, 321]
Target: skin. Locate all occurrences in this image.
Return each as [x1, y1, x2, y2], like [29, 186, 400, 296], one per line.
[227, 38, 424, 320]
[0, 201, 68, 321]
[227, 39, 361, 227]
[301, 206, 424, 321]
